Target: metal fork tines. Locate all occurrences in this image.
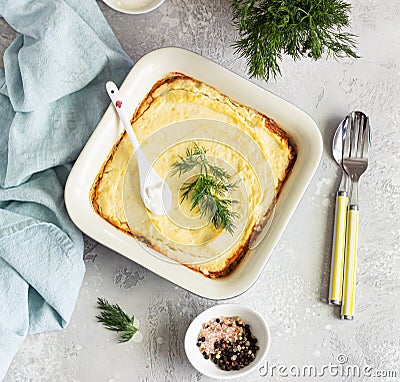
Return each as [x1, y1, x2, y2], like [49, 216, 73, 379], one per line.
[343, 112, 370, 204]
[341, 111, 371, 320]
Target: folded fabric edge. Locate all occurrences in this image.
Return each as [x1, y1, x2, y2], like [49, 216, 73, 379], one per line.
[0, 219, 85, 328]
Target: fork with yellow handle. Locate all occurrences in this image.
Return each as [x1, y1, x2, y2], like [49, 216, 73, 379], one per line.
[341, 111, 370, 320]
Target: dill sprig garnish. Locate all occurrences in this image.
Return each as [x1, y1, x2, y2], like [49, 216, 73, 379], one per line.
[231, 0, 359, 80]
[172, 143, 232, 180]
[172, 143, 239, 235]
[96, 298, 139, 343]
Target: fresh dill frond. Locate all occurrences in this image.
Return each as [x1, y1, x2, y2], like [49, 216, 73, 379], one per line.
[96, 298, 139, 343]
[171, 143, 208, 176]
[231, 0, 359, 80]
[172, 143, 231, 180]
[172, 143, 239, 234]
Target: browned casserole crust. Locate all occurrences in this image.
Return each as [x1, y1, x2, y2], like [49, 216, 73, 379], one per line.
[90, 73, 296, 278]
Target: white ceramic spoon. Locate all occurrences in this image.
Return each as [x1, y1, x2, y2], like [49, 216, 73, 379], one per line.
[106, 81, 172, 215]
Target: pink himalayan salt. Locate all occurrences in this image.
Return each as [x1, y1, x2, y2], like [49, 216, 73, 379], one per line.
[197, 316, 244, 355]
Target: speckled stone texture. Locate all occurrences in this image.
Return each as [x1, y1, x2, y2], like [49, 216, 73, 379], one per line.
[2, 0, 400, 381]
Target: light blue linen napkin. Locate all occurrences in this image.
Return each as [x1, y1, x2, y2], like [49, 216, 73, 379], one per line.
[0, 0, 132, 378]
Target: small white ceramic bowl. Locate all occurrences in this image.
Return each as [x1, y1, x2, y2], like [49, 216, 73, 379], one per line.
[102, 0, 165, 14]
[184, 304, 271, 380]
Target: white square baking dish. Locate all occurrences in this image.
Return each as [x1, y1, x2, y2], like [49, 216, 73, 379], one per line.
[65, 47, 322, 299]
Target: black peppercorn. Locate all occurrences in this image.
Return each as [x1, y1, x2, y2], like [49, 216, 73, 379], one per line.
[197, 317, 258, 372]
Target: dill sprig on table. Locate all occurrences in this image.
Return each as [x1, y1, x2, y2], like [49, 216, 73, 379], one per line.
[96, 298, 139, 343]
[231, 0, 359, 80]
[172, 143, 239, 235]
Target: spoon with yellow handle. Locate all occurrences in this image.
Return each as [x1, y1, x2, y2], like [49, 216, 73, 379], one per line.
[106, 81, 172, 215]
[328, 116, 350, 305]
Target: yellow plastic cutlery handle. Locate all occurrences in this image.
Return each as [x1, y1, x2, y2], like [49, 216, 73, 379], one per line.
[341, 205, 359, 320]
[329, 191, 348, 305]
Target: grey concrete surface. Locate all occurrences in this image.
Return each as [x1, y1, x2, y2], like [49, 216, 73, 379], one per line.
[2, 0, 400, 381]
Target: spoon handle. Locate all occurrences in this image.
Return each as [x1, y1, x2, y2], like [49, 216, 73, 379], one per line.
[105, 81, 152, 185]
[105, 81, 172, 216]
[328, 188, 349, 305]
[106, 81, 140, 151]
